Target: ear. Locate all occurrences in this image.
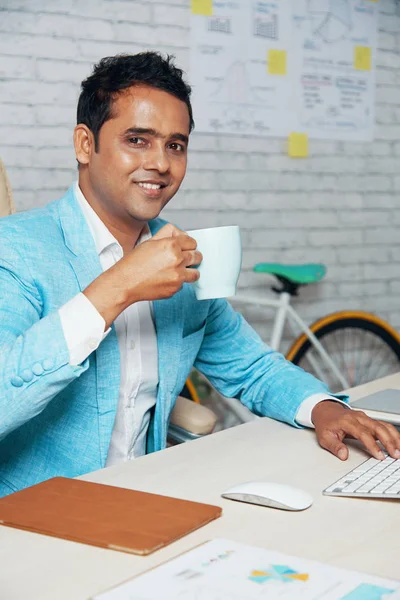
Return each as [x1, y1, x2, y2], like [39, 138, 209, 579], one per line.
[74, 124, 95, 166]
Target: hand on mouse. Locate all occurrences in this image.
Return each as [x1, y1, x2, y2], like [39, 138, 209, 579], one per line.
[311, 400, 400, 461]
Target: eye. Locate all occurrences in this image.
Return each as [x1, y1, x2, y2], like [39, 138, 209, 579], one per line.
[169, 142, 185, 152]
[128, 137, 145, 145]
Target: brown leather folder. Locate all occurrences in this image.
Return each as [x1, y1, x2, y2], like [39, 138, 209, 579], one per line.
[0, 477, 222, 555]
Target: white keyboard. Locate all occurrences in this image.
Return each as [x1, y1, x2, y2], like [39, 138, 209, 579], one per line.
[323, 455, 400, 498]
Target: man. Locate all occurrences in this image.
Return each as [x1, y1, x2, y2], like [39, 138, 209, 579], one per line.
[0, 52, 399, 497]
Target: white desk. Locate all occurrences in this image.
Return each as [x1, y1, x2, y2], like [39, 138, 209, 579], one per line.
[1, 375, 399, 599]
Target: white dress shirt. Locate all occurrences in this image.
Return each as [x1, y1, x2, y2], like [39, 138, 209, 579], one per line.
[59, 183, 159, 465]
[58, 183, 346, 467]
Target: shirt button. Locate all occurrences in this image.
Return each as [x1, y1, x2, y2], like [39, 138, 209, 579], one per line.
[88, 338, 97, 351]
[130, 341, 136, 350]
[21, 369, 34, 383]
[11, 375, 24, 387]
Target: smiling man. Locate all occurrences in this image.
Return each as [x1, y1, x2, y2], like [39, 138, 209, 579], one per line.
[0, 52, 399, 496]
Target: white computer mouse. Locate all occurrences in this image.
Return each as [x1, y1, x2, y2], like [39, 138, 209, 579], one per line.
[221, 480, 313, 511]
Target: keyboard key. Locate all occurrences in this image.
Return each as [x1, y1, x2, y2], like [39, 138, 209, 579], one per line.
[324, 456, 400, 499]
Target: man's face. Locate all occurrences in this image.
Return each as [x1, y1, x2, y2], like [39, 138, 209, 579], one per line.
[78, 85, 190, 226]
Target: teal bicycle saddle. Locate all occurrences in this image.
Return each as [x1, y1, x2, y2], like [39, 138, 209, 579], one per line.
[253, 263, 326, 285]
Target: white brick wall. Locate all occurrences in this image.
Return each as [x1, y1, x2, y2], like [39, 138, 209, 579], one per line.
[1, 0, 400, 349]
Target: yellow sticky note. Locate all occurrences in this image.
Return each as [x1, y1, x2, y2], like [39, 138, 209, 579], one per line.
[191, 0, 213, 16]
[354, 46, 372, 71]
[268, 49, 287, 75]
[288, 133, 309, 158]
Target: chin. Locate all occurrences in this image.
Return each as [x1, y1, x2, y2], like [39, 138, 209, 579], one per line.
[129, 208, 162, 223]
[131, 200, 170, 222]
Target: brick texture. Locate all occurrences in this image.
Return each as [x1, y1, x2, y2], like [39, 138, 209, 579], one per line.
[1, 0, 400, 349]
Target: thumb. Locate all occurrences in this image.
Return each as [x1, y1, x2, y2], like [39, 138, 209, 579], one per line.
[152, 223, 183, 240]
[318, 429, 348, 461]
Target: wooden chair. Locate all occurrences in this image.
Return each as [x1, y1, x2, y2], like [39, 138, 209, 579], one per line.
[0, 159, 15, 217]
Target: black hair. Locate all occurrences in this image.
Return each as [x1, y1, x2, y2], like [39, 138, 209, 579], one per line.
[77, 52, 194, 151]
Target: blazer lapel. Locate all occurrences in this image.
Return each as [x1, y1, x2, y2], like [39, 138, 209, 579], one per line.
[57, 186, 120, 464]
[69, 253, 103, 292]
[147, 218, 187, 449]
[152, 292, 184, 446]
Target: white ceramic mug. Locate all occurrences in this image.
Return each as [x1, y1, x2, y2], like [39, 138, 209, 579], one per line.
[187, 225, 242, 300]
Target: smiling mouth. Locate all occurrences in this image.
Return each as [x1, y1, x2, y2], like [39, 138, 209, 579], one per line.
[135, 181, 168, 199]
[137, 182, 167, 190]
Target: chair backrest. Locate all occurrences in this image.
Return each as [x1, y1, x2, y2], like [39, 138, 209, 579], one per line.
[0, 159, 15, 217]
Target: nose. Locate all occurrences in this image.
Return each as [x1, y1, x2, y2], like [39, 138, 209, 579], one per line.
[143, 142, 170, 174]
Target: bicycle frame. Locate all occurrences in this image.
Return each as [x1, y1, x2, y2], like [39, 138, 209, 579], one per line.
[234, 291, 350, 390]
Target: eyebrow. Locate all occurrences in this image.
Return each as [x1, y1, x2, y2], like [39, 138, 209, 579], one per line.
[123, 127, 189, 145]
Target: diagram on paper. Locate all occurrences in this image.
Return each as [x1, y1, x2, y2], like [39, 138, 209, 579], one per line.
[204, 59, 280, 134]
[292, 0, 377, 140]
[190, 0, 378, 141]
[94, 540, 400, 600]
[308, 0, 353, 43]
[190, 1, 293, 136]
[341, 583, 397, 599]
[249, 564, 309, 584]
[209, 61, 268, 106]
[253, 2, 279, 40]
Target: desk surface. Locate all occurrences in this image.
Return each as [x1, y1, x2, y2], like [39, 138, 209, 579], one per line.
[1, 374, 400, 599]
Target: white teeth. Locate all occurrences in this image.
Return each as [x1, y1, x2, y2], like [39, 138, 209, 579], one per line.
[138, 182, 161, 190]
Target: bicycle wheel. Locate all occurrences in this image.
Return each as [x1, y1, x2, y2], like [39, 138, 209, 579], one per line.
[286, 311, 400, 393]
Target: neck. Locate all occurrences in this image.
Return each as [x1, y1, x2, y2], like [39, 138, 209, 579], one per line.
[78, 176, 144, 254]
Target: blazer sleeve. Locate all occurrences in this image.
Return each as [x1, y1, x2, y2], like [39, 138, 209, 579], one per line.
[0, 240, 89, 441]
[194, 299, 348, 427]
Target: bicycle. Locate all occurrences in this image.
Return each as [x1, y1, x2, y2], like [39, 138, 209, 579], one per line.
[182, 262, 400, 401]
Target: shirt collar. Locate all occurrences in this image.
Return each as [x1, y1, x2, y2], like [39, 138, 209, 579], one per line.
[73, 182, 151, 256]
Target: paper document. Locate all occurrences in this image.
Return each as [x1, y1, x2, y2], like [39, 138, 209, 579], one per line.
[190, 0, 378, 141]
[93, 538, 399, 599]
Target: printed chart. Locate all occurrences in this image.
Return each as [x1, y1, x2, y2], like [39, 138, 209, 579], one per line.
[248, 564, 309, 583]
[94, 538, 400, 599]
[292, 0, 377, 140]
[190, 0, 378, 140]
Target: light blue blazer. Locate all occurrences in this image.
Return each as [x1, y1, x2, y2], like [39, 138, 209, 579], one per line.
[0, 186, 342, 496]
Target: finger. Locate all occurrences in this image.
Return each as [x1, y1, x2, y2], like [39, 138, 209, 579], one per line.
[369, 421, 400, 459]
[153, 224, 183, 240]
[344, 422, 385, 460]
[183, 250, 203, 267]
[382, 421, 400, 457]
[318, 429, 349, 461]
[184, 267, 200, 284]
[176, 233, 198, 251]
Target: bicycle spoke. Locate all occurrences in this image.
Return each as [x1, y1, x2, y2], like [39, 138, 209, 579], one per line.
[297, 325, 400, 393]
[355, 330, 395, 383]
[356, 330, 375, 383]
[323, 329, 349, 387]
[361, 331, 388, 382]
[368, 342, 397, 381]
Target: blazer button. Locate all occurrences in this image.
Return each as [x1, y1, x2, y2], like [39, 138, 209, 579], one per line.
[32, 363, 44, 376]
[21, 369, 34, 383]
[11, 375, 24, 387]
[42, 359, 54, 371]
